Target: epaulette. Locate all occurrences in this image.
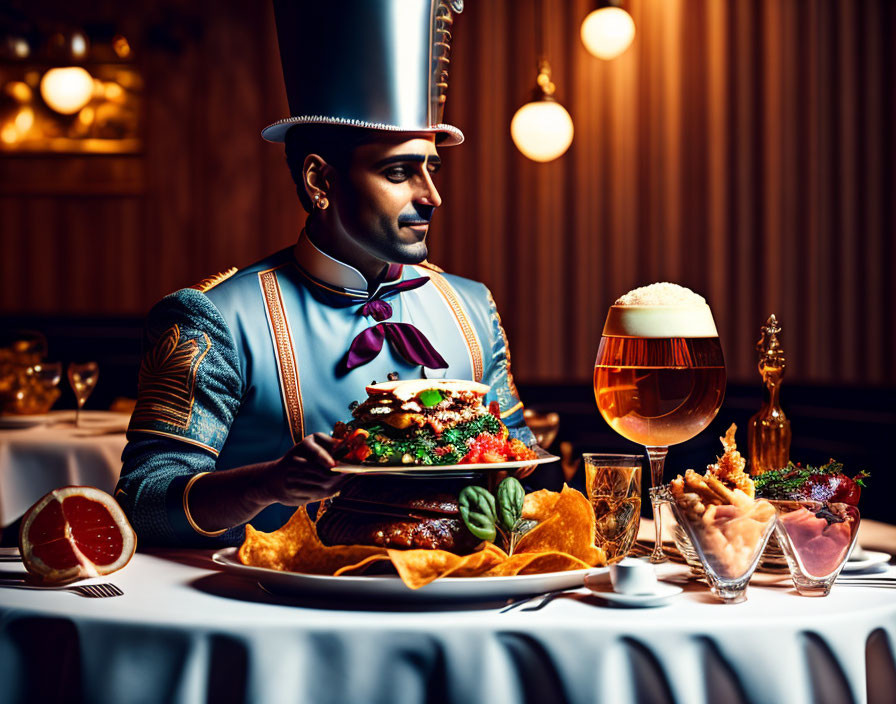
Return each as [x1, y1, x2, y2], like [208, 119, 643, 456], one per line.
[417, 260, 445, 273]
[190, 267, 238, 293]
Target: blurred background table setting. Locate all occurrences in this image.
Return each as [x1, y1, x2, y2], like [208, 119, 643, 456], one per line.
[0, 330, 132, 538]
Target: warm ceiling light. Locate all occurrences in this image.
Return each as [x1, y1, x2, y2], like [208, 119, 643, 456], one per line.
[70, 31, 89, 60]
[40, 67, 94, 115]
[581, 4, 636, 60]
[511, 60, 574, 163]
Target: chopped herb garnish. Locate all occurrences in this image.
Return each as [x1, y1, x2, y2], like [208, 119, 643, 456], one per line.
[348, 413, 503, 465]
[754, 459, 869, 501]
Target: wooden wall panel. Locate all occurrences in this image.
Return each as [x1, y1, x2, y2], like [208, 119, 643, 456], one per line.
[0, 0, 892, 386]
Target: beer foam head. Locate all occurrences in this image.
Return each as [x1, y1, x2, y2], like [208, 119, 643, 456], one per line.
[614, 282, 706, 306]
[604, 282, 718, 338]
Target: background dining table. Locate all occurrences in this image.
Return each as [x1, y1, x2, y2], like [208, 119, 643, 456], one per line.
[0, 411, 128, 533]
[1, 520, 894, 704]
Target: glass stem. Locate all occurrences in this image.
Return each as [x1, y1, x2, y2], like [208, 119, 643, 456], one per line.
[75, 401, 83, 428]
[646, 446, 669, 563]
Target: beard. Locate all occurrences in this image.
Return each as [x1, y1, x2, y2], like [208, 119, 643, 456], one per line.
[354, 213, 430, 265]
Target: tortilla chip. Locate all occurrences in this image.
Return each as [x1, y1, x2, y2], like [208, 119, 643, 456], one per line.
[238, 509, 305, 572]
[239, 507, 386, 575]
[238, 486, 606, 590]
[516, 484, 606, 565]
[483, 551, 592, 577]
[333, 554, 393, 576]
[522, 488, 562, 520]
[386, 544, 507, 589]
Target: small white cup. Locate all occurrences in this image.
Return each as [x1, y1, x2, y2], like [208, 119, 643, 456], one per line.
[609, 558, 658, 595]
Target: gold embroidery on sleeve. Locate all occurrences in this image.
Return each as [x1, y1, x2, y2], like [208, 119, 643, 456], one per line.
[191, 267, 238, 293]
[132, 324, 211, 429]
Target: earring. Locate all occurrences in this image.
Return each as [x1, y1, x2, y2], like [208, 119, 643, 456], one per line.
[314, 193, 329, 210]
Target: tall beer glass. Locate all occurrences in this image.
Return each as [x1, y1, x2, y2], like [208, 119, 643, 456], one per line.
[594, 285, 725, 562]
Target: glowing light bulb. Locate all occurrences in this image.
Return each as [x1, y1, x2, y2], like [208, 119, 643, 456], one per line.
[70, 32, 88, 59]
[511, 99, 574, 162]
[581, 6, 636, 60]
[40, 67, 94, 115]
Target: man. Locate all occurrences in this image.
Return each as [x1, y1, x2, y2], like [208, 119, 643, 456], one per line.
[116, 0, 534, 545]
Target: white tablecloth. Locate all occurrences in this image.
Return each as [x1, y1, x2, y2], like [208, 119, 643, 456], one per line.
[0, 413, 127, 527]
[1, 548, 894, 704]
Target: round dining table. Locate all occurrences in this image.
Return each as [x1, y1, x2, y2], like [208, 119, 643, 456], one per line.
[2, 524, 895, 704]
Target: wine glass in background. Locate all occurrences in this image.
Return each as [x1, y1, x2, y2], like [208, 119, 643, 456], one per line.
[68, 362, 99, 427]
[10, 362, 62, 415]
[593, 284, 726, 562]
[0, 331, 48, 413]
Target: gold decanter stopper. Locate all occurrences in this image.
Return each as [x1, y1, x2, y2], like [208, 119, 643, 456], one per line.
[748, 314, 792, 474]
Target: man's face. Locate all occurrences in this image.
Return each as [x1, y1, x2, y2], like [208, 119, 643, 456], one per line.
[330, 135, 443, 266]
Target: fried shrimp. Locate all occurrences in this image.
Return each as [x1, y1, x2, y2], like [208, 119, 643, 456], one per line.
[707, 424, 753, 498]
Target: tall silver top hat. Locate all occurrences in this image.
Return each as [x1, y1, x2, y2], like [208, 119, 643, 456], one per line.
[262, 0, 465, 145]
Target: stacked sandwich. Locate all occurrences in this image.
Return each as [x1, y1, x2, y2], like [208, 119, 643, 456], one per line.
[332, 379, 536, 466]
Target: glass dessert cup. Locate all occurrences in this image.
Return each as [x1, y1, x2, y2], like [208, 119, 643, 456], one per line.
[666, 488, 777, 603]
[770, 500, 860, 596]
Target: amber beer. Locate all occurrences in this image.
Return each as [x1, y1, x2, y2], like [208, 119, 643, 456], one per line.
[594, 305, 725, 448]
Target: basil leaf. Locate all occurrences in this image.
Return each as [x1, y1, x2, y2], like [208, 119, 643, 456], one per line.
[496, 477, 525, 531]
[419, 389, 443, 407]
[458, 486, 497, 542]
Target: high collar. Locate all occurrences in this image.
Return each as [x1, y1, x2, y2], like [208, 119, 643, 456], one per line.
[292, 229, 403, 299]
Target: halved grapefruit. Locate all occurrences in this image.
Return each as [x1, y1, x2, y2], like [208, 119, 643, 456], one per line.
[18, 486, 136, 584]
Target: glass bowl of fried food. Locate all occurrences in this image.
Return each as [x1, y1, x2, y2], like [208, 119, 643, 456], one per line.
[663, 425, 777, 604]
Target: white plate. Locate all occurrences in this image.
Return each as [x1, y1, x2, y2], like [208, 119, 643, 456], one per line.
[583, 572, 683, 607]
[212, 547, 603, 602]
[333, 445, 558, 475]
[0, 413, 52, 429]
[841, 549, 891, 573]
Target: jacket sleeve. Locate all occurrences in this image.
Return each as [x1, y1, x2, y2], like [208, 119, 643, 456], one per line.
[479, 286, 537, 446]
[115, 288, 246, 546]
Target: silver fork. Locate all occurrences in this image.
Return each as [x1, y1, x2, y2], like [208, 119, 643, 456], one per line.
[500, 589, 567, 613]
[0, 581, 123, 598]
[835, 578, 896, 589]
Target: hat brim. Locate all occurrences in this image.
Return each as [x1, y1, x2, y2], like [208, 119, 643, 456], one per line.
[261, 116, 464, 146]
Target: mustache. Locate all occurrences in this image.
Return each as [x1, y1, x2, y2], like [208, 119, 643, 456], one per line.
[398, 208, 435, 226]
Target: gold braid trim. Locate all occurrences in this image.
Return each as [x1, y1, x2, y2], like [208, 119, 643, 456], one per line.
[417, 260, 445, 273]
[500, 401, 524, 419]
[417, 267, 483, 381]
[485, 288, 522, 401]
[191, 267, 238, 293]
[258, 267, 305, 444]
[183, 473, 227, 537]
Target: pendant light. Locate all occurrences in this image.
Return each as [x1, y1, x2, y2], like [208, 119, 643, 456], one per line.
[581, 1, 635, 60]
[510, 0, 573, 163]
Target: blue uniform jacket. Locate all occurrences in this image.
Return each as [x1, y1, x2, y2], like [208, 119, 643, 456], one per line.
[116, 233, 534, 546]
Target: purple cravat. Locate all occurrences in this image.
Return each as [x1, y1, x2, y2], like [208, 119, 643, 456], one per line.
[345, 277, 448, 371]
